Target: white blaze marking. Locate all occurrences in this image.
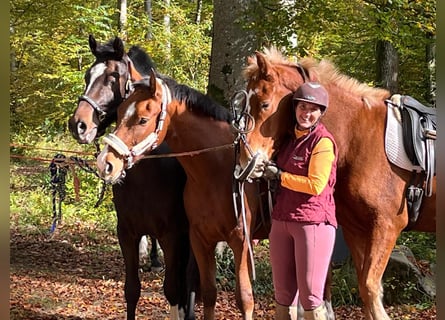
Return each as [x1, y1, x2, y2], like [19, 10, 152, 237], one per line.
[123, 101, 136, 120]
[85, 63, 107, 94]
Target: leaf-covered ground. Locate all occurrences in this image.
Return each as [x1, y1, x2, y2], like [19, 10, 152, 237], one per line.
[10, 225, 436, 319]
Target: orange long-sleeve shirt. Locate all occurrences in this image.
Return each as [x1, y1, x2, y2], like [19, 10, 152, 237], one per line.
[280, 129, 335, 196]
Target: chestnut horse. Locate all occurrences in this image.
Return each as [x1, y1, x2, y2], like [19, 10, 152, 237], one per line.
[236, 48, 436, 320]
[93, 64, 339, 318]
[95, 67, 274, 319]
[68, 35, 198, 320]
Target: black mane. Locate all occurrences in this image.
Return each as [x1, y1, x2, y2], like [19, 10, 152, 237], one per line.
[173, 81, 233, 123]
[132, 75, 232, 123]
[128, 46, 157, 76]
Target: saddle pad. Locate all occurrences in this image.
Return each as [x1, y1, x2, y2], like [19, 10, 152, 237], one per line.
[385, 104, 423, 172]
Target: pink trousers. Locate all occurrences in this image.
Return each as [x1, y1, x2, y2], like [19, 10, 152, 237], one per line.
[269, 219, 335, 310]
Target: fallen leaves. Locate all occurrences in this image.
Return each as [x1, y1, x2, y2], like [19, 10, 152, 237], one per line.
[10, 226, 436, 319]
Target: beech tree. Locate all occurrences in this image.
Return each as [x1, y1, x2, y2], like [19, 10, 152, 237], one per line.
[207, 0, 259, 105]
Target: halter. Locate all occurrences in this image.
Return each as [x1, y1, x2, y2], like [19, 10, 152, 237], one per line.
[78, 57, 134, 123]
[78, 94, 108, 122]
[102, 78, 171, 169]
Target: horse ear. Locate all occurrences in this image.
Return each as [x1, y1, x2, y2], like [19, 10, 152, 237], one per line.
[148, 68, 157, 95]
[246, 56, 255, 66]
[89, 34, 97, 56]
[128, 59, 143, 81]
[255, 51, 271, 79]
[113, 37, 125, 60]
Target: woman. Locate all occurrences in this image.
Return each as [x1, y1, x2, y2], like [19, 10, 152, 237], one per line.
[263, 82, 338, 320]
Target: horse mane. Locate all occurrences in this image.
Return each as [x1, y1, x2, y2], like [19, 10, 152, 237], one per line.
[128, 46, 157, 76]
[168, 78, 233, 122]
[243, 47, 390, 107]
[133, 77, 233, 123]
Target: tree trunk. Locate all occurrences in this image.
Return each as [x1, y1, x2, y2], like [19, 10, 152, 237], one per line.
[375, 39, 399, 94]
[195, 0, 203, 24]
[208, 0, 259, 105]
[425, 33, 435, 106]
[144, 0, 153, 40]
[118, 0, 128, 40]
[164, 0, 171, 56]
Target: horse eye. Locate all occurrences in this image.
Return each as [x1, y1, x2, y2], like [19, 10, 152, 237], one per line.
[139, 118, 148, 125]
[107, 76, 116, 86]
[260, 101, 269, 109]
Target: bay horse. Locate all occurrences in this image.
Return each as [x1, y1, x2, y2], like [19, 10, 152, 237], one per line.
[95, 68, 271, 320]
[68, 35, 198, 320]
[94, 65, 336, 318]
[236, 47, 436, 320]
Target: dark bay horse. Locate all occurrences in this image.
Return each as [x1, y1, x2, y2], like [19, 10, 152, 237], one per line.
[95, 68, 272, 319]
[68, 34, 163, 270]
[68, 35, 198, 320]
[236, 48, 436, 320]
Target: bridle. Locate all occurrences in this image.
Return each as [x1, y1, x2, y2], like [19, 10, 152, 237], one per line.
[102, 77, 171, 169]
[78, 56, 134, 123]
[228, 63, 309, 279]
[231, 63, 309, 182]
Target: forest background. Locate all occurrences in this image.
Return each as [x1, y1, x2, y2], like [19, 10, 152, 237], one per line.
[10, 0, 437, 319]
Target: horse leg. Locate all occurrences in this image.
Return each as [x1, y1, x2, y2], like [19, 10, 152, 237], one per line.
[189, 229, 217, 320]
[342, 222, 397, 320]
[160, 232, 197, 320]
[118, 225, 141, 320]
[228, 235, 254, 320]
[149, 236, 164, 272]
[185, 250, 200, 320]
[363, 222, 402, 320]
[138, 235, 148, 266]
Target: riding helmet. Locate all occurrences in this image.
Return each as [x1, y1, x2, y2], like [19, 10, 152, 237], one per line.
[293, 82, 328, 111]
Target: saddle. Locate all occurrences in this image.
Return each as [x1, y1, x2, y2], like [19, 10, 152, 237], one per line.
[388, 94, 436, 229]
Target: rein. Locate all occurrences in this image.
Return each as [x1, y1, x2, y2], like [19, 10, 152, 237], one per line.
[228, 62, 308, 279]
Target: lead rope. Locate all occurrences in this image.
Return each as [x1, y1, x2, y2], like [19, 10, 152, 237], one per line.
[69, 155, 108, 208]
[48, 145, 109, 234]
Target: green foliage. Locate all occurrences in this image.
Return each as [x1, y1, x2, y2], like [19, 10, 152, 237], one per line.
[215, 240, 274, 297]
[246, 0, 435, 102]
[125, 1, 213, 92]
[331, 257, 361, 306]
[10, 0, 213, 136]
[10, 134, 116, 236]
[215, 243, 237, 290]
[397, 232, 436, 263]
[10, 1, 119, 135]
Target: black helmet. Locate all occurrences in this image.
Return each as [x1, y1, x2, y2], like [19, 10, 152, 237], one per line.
[293, 82, 328, 111]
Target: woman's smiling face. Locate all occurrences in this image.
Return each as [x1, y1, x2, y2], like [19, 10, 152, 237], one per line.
[294, 101, 323, 130]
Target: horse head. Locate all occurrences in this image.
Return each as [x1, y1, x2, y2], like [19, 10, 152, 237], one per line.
[68, 35, 148, 144]
[96, 68, 171, 183]
[236, 48, 306, 178]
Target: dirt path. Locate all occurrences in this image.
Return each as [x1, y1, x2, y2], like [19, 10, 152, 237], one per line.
[10, 226, 436, 319]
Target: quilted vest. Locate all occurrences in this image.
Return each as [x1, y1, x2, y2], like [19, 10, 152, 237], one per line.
[272, 123, 338, 227]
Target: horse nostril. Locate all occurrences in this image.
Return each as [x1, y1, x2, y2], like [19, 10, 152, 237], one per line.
[77, 121, 87, 134]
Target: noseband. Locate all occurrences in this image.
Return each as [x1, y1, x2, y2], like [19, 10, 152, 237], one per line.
[102, 78, 171, 169]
